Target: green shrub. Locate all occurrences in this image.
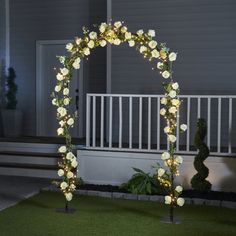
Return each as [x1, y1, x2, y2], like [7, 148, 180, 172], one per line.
[121, 168, 165, 195]
[191, 118, 211, 191]
[6, 67, 17, 109]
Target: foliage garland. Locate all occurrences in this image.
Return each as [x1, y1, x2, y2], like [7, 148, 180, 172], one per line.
[51, 21, 187, 218]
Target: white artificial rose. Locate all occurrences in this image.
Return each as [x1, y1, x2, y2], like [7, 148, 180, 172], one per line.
[175, 185, 183, 193]
[169, 90, 177, 98]
[114, 21, 122, 28]
[76, 37, 82, 45]
[137, 29, 144, 36]
[60, 181, 68, 190]
[164, 126, 171, 134]
[151, 49, 160, 58]
[63, 98, 70, 106]
[72, 57, 81, 69]
[168, 134, 177, 143]
[172, 82, 179, 90]
[56, 73, 64, 81]
[128, 40, 135, 47]
[88, 40, 95, 49]
[99, 23, 107, 33]
[83, 47, 90, 56]
[171, 99, 180, 107]
[58, 146, 67, 153]
[139, 46, 147, 53]
[70, 184, 76, 190]
[125, 32, 132, 40]
[165, 195, 172, 204]
[175, 155, 183, 164]
[52, 98, 57, 106]
[100, 40, 107, 47]
[169, 106, 177, 114]
[161, 152, 170, 160]
[59, 120, 65, 127]
[66, 43, 73, 51]
[71, 160, 78, 168]
[58, 169, 64, 177]
[148, 30, 155, 37]
[121, 26, 128, 33]
[63, 88, 69, 96]
[55, 85, 61, 92]
[169, 52, 177, 61]
[89, 31, 97, 40]
[57, 127, 64, 135]
[66, 152, 75, 160]
[59, 56, 65, 64]
[177, 197, 185, 206]
[158, 168, 165, 177]
[161, 97, 167, 105]
[67, 118, 74, 126]
[148, 40, 157, 49]
[60, 68, 69, 76]
[67, 171, 74, 179]
[157, 62, 163, 69]
[65, 192, 73, 201]
[180, 124, 188, 132]
[113, 39, 121, 45]
[160, 108, 166, 116]
[162, 70, 170, 79]
[57, 107, 67, 117]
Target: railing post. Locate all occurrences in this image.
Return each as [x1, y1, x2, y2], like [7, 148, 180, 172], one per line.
[86, 95, 91, 147]
[109, 96, 113, 148]
[148, 97, 151, 150]
[228, 98, 232, 154]
[217, 98, 221, 153]
[139, 97, 143, 149]
[100, 96, 104, 148]
[119, 97, 123, 148]
[129, 97, 133, 149]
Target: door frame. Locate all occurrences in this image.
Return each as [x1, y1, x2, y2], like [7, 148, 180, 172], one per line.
[36, 40, 84, 138]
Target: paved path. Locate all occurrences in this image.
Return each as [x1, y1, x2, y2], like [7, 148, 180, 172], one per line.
[0, 176, 50, 211]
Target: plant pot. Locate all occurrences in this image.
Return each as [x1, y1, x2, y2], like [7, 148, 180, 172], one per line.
[1, 109, 23, 137]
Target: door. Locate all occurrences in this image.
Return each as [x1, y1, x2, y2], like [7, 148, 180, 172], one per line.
[36, 40, 84, 138]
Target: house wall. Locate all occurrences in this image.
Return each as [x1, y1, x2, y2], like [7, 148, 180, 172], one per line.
[9, 0, 107, 136]
[109, 0, 236, 146]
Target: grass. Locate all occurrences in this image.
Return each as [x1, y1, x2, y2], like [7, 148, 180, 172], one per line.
[0, 191, 235, 236]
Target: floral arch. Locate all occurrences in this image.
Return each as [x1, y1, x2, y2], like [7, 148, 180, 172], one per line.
[51, 21, 187, 220]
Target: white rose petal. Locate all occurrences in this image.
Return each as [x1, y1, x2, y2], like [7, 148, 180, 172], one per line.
[114, 21, 122, 28]
[175, 185, 183, 193]
[168, 134, 177, 143]
[57, 107, 67, 117]
[113, 39, 121, 45]
[161, 152, 170, 160]
[76, 37, 82, 45]
[169, 52, 177, 61]
[70, 184, 76, 190]
[169, 106, 177, 114]
[164, 126, 171, 134]
[63, 88, 69, 96]
[83, 47, 90, 56]
[139, 46, 147, 53]
[157, 62, 163, 69]
[59, 120, 65, 127]
[58, 169, 64, 177]
[65, 192, 73, 201]
[128, 40, 135, 47]
[71, 160, 78, 168]
[177, 197, 185, 206]
[89, 31, 97, 40]
[55, 85, 61, 92]
[72, 57, 81, 69]
[58, 146, 67, 153]
[180, 124, 188, 132]
[162, 70, 170, 79]
[67, 171, 74, 179]
[56, 73, 64, 81]
[160, 108, 166, 116]
[165, 195, 172, 205]
[100, 40, 107, 47]
[172, 82, 179, 90]
[66, 43, 73, 51]
[60, 181, 68, 190]
[52, 98, 57, 106]
[171, 99, 180, 107]
[175, 155, 183, 164]
[60, 68, 69, 76]
[66, 152, 75, 160]
[67, 118, 74, 126]
[121, 26, 128, 33]
[148, 40, 157, 49]
[161, 97, 167, 105]
[57, 127, 64, 135]
[63, 98, 70, 106]
[158, 168, 165, 177]
[88, 40, 95, 49]
[59, 56, 65, 64]
[125, 32, 132, 40]
[137, 29, 144, 36]
[151, 49, 160, 58]
[148, 30, 155, 37]
[169, 90, 177, 98]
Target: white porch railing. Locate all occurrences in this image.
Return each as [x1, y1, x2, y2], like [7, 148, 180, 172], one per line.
[86, 94, 236, 156]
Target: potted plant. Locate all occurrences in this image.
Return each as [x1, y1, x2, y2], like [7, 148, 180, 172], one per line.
[1, 67, 23, 137]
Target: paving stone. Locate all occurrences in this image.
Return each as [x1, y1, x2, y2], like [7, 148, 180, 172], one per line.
[221, 201, 236, 209]
[192, 198, 206, 205]
[98, 192, 112, 198]
[124, 193, 138, 200]
[150, 195, 164, 202]
[138, 195, 150, 201]
[112, 192, 125, 199]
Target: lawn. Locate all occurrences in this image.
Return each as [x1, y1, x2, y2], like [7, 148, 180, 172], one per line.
[0, 191, 235, 236]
